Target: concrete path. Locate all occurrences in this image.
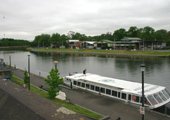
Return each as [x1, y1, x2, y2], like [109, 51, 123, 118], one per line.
[0, 88, 45, 120]
[0, 78, 90, 120]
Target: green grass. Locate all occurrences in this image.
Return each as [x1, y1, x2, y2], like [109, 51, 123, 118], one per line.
[11, 75, 103, 120]
[11, 75, 24, 85]
[28, 48, 170, 57]
[53, 99, 102, 120]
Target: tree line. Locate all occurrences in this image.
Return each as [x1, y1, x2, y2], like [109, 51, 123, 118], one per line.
[32, 26, 170, 47]
[1, 26, 170, 47]
[0, 38, 30, 47]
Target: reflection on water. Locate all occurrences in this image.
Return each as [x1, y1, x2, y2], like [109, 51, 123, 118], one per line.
[1, 51, 170, 91]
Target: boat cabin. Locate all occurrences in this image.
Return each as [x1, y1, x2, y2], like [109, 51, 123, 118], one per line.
[64, 73, 170, 109]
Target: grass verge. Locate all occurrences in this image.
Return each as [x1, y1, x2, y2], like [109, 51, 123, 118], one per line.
[11, 75, 103, 120]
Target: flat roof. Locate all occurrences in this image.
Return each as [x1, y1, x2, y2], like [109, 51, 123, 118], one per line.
[66, 73, 165, 96]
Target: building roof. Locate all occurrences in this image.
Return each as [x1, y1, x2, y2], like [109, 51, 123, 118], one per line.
[68, 40, 80, 42]
[66, 73, 165, 96]
[121, 37, 142, 41]
[84, 41, 95, 44]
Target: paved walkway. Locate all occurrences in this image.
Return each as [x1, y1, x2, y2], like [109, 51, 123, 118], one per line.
[13, 68, 170, 120]
[0, 88, 45, 120]
[0, 77, 90, 120]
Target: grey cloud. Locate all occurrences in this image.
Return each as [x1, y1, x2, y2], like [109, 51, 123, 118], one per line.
[0, 0, 170, 40]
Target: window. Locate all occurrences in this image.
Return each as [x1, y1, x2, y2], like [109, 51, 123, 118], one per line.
[95, 86, 100, 92]
[147, 95, 158, 105]
[100, 88, 105, 93]
[81, 83, 85, 88]
[162, 90, 170, 99]
[145, 98, 151, 105]
[154, 94, 163, 103]
[86, 84, 90, 89]
[121, 93, 126, 100]
[91, 85, 95, 90]
[165, 89, 170, 96]
[106, 89, 111, 95]
[159, 92, 167, 101]
[136, 96, 140, 102]
[112, 90, 117, 97]
[77, 82, 81, 86]
[73, 81, 77, 85]
[128, 94, 131, 101]
[132, 95, 140, 102]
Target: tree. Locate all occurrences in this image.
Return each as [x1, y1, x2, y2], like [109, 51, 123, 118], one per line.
[71, 32, 87, 41]
[140, 26, 155, 41]
[50, 33, 61, 48]
[113, 28, 126, 41]
[32, 34, 50, 47]
[45, 68, 63, 99]
[127, 26, 139, 37]
[24, 70, 29, 87]
[154, 29, 168, 42]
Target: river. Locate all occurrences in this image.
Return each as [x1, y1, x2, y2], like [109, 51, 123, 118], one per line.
[0, 50, 170, 91]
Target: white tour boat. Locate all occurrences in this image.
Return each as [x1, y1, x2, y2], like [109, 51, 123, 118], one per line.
[64, 72, 170, 109]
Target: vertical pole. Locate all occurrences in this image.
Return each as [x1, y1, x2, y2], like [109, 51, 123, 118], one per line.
[9, 55, 11, 67]
[55, 63, 57, 70]
[141, 64, 145, 120]
[28, 55, 30, 91]
[53, 61, 58, 70]
[142, 70, 144, 120]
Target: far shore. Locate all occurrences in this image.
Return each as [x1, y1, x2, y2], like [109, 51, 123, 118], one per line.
[28, 48, 170, 57]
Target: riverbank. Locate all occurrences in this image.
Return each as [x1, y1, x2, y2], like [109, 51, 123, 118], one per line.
[0, 46, 28, 50]
[28, 48, 170, 57]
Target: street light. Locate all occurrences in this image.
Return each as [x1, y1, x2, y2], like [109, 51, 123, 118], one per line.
[140, 64, 145, 120]
[9, 55, 11, 67]
[28, 55, 30, 90]
[53, 61, 58, 70]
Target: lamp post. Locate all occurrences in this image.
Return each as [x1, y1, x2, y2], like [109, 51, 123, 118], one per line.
[28, 55, 30, 90]
[140, 64, 145, 120]
[9, 55, 11, 67]
[53, 61, 58, 70]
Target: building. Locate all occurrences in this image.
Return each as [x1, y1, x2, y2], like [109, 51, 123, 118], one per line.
[95, 40, 114, 49]
[114, 37, 142, 50]
[82, 41, 96, 49]
[67, 40, 82, 49]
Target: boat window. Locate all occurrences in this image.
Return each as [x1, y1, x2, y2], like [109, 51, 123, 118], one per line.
[95, 86, 100, 92]
[147, 95, 158, 105]
[100, 88, 105, 93]
[153, 94, 163, 103]
[162, 89, 170, 99]
[159, 92, 167, 101]
[144, 98, 151, 105]
[106, 89, 111, 95]
[86, 84, 90, 89]
[132, 95, 139, 102]
[118, 92, 120, 98]
[112, 90, 117, 97]
[77, 82, 81, 86]
[121, 93, 126, 100]
[136, 96, 140, 102]
[91, 85, 95, 90]
[81, 83, 85, 88]
[73, 81, 77, 85]
[128, 94, 131, 101]
[165, 89, 170, 97]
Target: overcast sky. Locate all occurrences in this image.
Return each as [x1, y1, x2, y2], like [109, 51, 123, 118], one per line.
[0, 0, 170, 40]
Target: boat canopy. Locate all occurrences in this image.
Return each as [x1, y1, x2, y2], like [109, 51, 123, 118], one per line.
[66, 73, 165, 96]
